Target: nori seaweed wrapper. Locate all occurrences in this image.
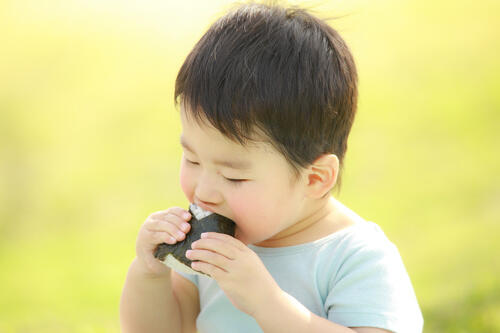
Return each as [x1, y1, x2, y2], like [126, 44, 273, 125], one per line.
[153, 204, 235, 274]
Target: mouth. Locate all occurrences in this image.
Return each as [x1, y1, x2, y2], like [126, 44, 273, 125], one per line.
[193, 200, 216, 214]
[192, 200, 244, 240]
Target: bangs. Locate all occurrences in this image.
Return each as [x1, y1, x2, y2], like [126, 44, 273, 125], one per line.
[174, 2, 358, 188]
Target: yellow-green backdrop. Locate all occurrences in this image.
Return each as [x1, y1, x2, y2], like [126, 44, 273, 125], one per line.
[1, 0, 499, 332]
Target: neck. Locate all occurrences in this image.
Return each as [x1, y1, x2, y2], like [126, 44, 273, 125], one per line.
[255, 196, 337, 248]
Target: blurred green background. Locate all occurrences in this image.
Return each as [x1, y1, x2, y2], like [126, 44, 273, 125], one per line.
[0, 0, 498, 332]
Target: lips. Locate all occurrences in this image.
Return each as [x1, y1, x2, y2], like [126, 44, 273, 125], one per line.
[194, 199, 216, 213]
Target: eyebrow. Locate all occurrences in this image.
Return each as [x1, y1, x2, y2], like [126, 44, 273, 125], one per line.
[180, 136, 253, 170]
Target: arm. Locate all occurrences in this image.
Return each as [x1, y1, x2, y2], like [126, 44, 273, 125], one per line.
[120, 258, 181, 333]
[254, 290, 392, 333]
[187, 233, 391, 333]
[171, 270, 200, 333]
[120, 207, 199, 333]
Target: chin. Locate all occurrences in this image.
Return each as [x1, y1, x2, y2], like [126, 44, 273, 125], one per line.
[234, 227, 244, 242]
[233, 228, 252, 245]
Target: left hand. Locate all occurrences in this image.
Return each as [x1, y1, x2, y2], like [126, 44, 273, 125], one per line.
[186, 232, 281, 316]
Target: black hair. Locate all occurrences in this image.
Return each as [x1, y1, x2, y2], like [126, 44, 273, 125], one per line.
[175, 1, 358, 191]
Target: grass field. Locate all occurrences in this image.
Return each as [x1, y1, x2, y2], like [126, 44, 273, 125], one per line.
[0, 0, 499, 332]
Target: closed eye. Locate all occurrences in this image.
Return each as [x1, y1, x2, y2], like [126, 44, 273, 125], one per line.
[185, 158, 247, 184]
[224, 177, 247, 183]
[224, 177, 248, 186]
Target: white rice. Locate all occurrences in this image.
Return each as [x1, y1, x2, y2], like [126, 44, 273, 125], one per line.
[189, 203, 213, 220]
[164, 253, 205, 276]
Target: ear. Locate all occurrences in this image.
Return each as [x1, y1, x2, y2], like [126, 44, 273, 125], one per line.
[303, 154, 339, 199]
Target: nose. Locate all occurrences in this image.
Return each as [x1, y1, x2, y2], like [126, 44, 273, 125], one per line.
[193, 171, 222, 206]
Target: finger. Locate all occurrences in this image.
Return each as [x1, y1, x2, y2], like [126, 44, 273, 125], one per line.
[191, 260, 227, 278]
[147, 223, 187, 242]
[186, 249, 232, 269]
[199, 232, 247, 251]
[150, 230, 177, 245]
[190, 237, 237, 260]
[147, 216, 191, 234]
[150, 207, 191, 221]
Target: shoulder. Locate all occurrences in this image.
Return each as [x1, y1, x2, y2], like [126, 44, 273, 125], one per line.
[314, 215, 397, 260]
[303, 218, 400, 286]
[311, 198, 392, 252]
[340, 220, 397, 254]
[322, 222, 424, 333]
[325, 220, 404, 285]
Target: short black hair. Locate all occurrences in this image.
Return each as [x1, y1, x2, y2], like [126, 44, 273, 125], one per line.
[175, 1, 358, 190]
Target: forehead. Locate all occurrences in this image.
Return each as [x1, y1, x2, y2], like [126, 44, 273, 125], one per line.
[180, 105, 274, 148]
[180, 135, 254, 170]
[179, 108, 276, 165]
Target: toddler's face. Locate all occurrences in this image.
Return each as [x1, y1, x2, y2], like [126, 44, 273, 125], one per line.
[179, 108, 306, 246]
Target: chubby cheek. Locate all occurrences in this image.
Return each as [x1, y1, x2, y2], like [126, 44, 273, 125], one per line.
[227, 189, 276, 244]
[179, 160, 195, 203]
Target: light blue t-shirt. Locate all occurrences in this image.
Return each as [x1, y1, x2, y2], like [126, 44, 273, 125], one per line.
[178, 220, 423, 333]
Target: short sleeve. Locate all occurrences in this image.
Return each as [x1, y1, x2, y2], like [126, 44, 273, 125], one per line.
[325, 231, 423, 333]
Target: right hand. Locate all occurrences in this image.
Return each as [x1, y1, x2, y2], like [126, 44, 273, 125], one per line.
[135, 207, 192, 277]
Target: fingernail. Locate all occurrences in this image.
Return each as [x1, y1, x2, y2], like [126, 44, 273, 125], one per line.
[185, 250, 193, 258]
[181, 223, 190, 231]
[177, 231, 185, 238]
[201, 233, 208, 238]
[183, 212, 191, 219]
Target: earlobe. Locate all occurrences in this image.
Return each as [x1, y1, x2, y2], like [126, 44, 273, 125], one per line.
[305, 154, 339, 199]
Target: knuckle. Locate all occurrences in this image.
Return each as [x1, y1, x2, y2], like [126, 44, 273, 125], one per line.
[160, 232, 173, 243]
[150, 231, 165, 244]
[149, 210, 164, 218]
[163, 220, 181, 233]
[144, 217, 157, 226]
[172, 217, 183, 230]
[152, 231, 162, 241]
[166, 216, 178, 223]
[205, 266, 219, 278]
[166, 222, 181, 233]
[204, 250, 217, 262]
[166, 207, 177, 213]
[169, 207, 182, 215]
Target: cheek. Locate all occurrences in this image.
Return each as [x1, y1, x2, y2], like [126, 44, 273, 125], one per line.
[227, 179, 297, 237]
[227, 186, 275, 229]
[229, 178, 289, 218]
[227, 195, 254, 221]
[179, 161, 195, 203]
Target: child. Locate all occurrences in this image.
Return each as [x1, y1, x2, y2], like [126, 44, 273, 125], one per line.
[120, 2, 423, 333]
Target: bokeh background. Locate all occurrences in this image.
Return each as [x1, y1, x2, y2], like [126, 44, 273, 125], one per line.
[1, 0, 499, 332]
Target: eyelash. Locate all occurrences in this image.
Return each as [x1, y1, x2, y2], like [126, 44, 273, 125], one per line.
[184, 158, 247, 185]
